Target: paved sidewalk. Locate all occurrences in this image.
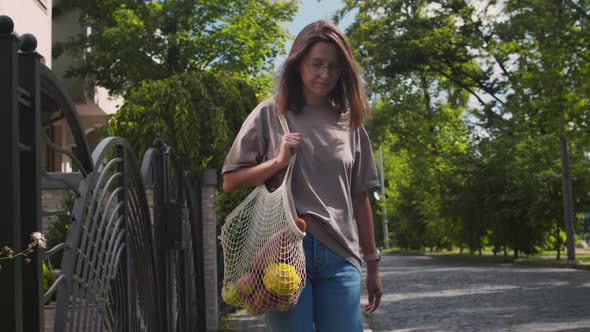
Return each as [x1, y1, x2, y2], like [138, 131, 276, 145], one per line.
[221, 309, 267, 331]
[223, 253, 590, 331]
[222, 309, 374, 331]
[363, 254, 590, 332]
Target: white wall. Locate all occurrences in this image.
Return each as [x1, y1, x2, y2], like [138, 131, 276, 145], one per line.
[94, 86, 123, 115]
[0, 0, 53, 67]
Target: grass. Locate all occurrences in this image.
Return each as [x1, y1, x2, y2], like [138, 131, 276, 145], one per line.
[516, 250, 590, 266]
[381, 246, 590, 267]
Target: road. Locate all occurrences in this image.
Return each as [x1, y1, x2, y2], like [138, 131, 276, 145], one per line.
[361, 254, 590, 332]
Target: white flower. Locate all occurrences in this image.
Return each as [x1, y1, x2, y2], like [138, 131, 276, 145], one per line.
[1, 246, 14, 257]
[30, 232, 47, 249]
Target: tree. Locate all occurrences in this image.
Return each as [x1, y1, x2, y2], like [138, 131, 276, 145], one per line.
[54, 0, 297, 96]
[341, 0, 590, 257]
[53, 0, 299, 179]
[492, 0, 590, 260]
[105, 70, 258, 171]
[342, 0, 481, 250]
[53, 1, 301, 221]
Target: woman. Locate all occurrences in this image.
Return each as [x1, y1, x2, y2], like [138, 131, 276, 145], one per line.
[222, 20, 383, 331]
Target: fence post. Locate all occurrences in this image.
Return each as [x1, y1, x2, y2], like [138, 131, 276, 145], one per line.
[116, 144, 133, 332]
[184, 170, 206, 332]
[0, 16, 23, 332]
[201, 168, 218, 332]
[150, 140, 169, 332]
[18, 32, 44, 332]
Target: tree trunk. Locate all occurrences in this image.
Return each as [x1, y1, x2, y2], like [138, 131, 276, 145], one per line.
[559, 135, 576, 261]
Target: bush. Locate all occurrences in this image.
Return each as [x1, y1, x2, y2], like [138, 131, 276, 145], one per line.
[42, 261, 57, 304]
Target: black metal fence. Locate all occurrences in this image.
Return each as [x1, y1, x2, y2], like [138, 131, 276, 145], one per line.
[0, 16, 207, 332]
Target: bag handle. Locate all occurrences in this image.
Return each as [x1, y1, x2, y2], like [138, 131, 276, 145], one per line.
[277, 113, 296, 186]
[277, 112, 290, 134]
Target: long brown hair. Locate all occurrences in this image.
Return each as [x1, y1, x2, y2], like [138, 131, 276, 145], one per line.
[275, 20, 368, 129]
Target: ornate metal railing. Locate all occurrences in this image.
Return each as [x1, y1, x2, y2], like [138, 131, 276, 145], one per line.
[0, 16, 207, 331]
[0, 16, 51, 332]
[53, 137, 161, 331]
[141, 139, 206, 332]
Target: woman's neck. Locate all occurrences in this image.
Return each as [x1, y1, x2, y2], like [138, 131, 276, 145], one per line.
[303, 90, 330, 108]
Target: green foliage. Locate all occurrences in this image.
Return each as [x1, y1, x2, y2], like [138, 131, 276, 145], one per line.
[42, 261, 57, 304]
[53, 1, 299, 219]
[54, 0, 297, 97]
[106, 70, 257, 172]
[53, 0, 297, 220]
[212, 186, 251, 221]
[357, 0, 477, 250]
[486, 0, 590, 258]
[343, 0, 590, 256]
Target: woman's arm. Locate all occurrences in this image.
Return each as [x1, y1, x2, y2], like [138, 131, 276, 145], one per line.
[222, 132, 303, 192]
[353, 191, 383, 314]
[223, 158, 286, 192]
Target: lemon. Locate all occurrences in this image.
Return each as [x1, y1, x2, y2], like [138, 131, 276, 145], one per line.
[221, 283, 242, 306]
[262, 263, 301, 296]
[236, 272, 256, 297]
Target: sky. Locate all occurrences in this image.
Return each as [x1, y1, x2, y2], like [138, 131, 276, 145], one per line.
[273, 0, 357, 70]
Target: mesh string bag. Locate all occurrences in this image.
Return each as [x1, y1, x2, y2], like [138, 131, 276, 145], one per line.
[220, 114, 306, 316]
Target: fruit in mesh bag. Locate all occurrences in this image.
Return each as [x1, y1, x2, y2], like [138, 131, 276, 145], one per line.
[294, 217, 306, 233]
[243, 287, 276, 316]
[221, 283, 243, 306]
[252, 218, 305, 271]
[236, 271, 257, 297]
[275, 293, 298, 312]
[262, 262, 302, 296]
[252, 228, 290, 270]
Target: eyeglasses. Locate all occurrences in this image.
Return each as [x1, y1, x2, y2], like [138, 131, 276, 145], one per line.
[305, 61, 344, 76]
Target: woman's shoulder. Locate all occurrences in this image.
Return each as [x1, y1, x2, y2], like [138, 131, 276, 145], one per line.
[239, 99, 279, 132]
[244, 99, 275, 121]
[254, 99, 276, 115]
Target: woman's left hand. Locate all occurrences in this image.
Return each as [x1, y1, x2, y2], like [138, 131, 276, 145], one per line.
[364, 263, 383, 314]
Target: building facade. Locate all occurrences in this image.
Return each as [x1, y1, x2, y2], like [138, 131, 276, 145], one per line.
[1, 0, 120, 172]
[1, 0, 121, 229]
[0, 0, 52, 66]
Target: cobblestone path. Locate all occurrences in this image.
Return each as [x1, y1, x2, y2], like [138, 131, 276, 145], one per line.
[362, 254, 590, 332]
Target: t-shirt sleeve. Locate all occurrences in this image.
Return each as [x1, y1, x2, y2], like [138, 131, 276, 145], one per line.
[221, 108, 267, 175]
[351, 126, 380, 195]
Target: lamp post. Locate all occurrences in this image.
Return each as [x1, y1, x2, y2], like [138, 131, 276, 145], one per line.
[379, 147, 389, 249]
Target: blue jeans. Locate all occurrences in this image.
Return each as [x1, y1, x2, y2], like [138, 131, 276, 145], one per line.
[265, 233, 363, 332]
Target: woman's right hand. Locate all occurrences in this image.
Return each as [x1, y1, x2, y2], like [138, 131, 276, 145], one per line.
[276, 133, 303, 167]
[223, 132, 303, 192]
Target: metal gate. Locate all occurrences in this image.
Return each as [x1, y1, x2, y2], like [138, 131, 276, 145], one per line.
[0, 16, 207, 332]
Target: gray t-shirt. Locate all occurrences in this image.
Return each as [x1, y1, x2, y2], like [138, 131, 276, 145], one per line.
[222, 99, 380, 271]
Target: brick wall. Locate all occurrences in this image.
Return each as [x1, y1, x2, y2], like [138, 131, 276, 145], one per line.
[41, 189, 68, 234]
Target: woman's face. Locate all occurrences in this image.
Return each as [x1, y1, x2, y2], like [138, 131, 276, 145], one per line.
[298, 41, 343, 105]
